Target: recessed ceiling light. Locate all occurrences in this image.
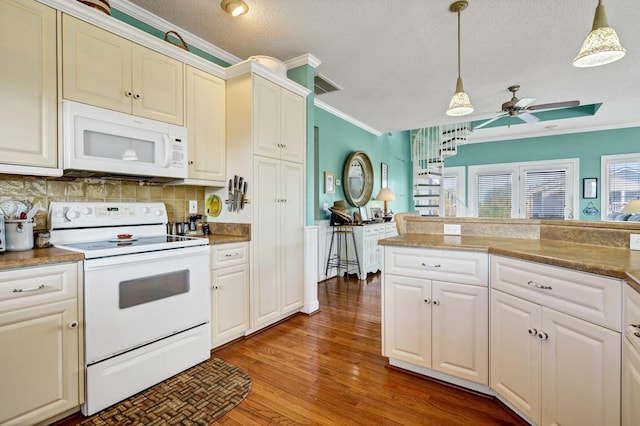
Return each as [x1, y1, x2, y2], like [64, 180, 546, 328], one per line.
[221, 0, 249, 17]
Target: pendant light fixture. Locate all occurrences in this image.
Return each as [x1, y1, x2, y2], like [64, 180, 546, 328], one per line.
[573, 0, 626, 67]
[446, 0, 473, 117]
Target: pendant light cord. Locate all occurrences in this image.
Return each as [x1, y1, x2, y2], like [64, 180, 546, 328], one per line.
[457, 10, 461, 79]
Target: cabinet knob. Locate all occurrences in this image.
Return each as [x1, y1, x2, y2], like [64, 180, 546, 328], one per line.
[125, 91, 132, 97]
[432, 299, 440, 306]
[423, 298, 431, 304]
[528, 328, 538, 336]
[134, 93, 141, 99]
[213, 285, 219, 290]
[189, 160, 194, 165]
[537, 331, 549, 341]
[68, 321, 79, 329]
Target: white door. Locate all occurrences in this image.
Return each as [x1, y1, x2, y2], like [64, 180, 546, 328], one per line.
[253, 156, 281, 326]
[623, 338, 640, 426]
[541, 307, 621, 426]
[280, 89, 305, 163]
[432, 281, 488, 384]
[383, 274, 431, 368]
[253, 75, 281, 159]
[490, 290, 541, 424]
[211, 264, 249, 344]
[280, 161, 304, 313]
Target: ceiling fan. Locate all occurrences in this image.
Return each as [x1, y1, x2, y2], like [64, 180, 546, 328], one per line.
[474, 85, 580, 130]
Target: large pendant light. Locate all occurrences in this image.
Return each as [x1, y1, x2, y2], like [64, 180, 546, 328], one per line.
[446, 1, 473, 116]
[573, 0, 626, 67]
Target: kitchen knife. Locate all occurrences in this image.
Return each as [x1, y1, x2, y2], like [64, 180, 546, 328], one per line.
[241, 181, 247, 209]
[227, 178, 233, 212]
[233, 175, 239, 212]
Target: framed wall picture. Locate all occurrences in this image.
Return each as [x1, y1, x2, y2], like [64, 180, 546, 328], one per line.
[325, 172, 335, 194]
[583, 177, 597, 199]
[381, 163, 388, 188]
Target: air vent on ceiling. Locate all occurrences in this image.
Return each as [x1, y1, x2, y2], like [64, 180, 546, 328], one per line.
[314, 73, 342, 95]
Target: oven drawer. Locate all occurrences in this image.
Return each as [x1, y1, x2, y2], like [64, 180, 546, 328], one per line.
[491, 255, 622, 331]
[210, 242, 248, 269]
[0, 263, 79, 313]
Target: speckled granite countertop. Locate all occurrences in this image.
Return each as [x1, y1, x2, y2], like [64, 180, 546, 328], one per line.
[0, 247, 84, 271]
[379, 234, 640, 293]
[206, 234, 250, 245]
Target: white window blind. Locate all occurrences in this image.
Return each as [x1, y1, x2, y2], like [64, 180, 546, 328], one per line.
[606, 159, 640, 213]
[443, 174, 457, 217]
[524, 170, 566, 219]
[477, 173, 512, 218]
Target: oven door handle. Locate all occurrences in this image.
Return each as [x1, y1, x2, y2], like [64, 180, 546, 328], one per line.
[84, 245, 209, 270]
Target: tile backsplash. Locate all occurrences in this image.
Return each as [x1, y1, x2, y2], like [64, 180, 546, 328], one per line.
[0, 175, 205, 230]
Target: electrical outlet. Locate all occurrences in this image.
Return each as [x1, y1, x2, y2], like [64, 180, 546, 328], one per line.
[189, 200, 198, 214]
[631, 234, 640, 250]
[444, 224, 461, 235]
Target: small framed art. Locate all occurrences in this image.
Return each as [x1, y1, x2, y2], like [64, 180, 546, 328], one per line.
[583, 178, 597, 199]
[325, 172, 335, 194]
[370, 207, 382, 220]
[381, 163, 388, 188]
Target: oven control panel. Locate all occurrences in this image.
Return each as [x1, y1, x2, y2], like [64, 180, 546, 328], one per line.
[49, 202, 167, 229]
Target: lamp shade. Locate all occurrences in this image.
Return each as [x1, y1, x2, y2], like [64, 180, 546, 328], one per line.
[573, 0, 626, 67]
[622, 199, 640, 214]
[375, 187, 395, 202]
[446, 77, 473, 116]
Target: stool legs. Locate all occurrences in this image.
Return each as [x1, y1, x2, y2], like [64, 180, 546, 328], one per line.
[325, 226, 361, 280]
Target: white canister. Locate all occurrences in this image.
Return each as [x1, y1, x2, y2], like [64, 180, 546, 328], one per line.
[5, 220, 34, 251]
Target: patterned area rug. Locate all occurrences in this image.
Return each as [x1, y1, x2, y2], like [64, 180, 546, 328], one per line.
[80, 358, 251, 425]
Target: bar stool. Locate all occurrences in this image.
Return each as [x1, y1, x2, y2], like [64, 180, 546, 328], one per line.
[325, 224, 361, 280]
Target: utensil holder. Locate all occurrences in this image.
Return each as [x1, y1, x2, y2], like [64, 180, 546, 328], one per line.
[5, 220, 34, 251]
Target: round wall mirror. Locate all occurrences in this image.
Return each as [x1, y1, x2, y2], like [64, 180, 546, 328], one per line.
[343, 151, 374, 207]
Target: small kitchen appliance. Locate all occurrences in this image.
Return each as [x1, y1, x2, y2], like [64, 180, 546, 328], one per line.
[49, 201, 210, 415]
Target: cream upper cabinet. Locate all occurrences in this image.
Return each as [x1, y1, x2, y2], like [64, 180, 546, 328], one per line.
[253, 75, 305, 163]
[186, 66, 226, 185]
[0, 0, 57, 170]
[62, 14, 184, 125]
[490, 255, 621, 426]
[0, 262, 81, 426]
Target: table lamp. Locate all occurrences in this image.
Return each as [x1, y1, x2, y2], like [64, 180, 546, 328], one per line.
[375, 187, 395, 220]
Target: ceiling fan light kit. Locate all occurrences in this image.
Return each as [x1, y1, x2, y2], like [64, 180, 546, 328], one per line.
[221, 0, 249, 17]
[573, 0, 626, 67]
[446, 0, 473, 117]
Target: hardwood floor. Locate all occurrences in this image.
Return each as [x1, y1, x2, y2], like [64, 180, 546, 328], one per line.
[211, 273, 527, 425]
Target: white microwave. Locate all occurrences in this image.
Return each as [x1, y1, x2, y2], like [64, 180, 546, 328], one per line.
[62, 100, 187, 181]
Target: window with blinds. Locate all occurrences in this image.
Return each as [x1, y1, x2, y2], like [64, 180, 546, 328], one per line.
[525, 170, 566, 219]
[605, 157, 640, 214]
[443, 174, 457, 217]
[477, 173, 512, 218]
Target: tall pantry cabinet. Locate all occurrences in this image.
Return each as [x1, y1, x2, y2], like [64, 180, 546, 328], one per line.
[226, 68, 309, 330]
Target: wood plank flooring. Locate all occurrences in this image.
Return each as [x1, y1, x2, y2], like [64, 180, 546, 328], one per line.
[212, 274, 527, 425]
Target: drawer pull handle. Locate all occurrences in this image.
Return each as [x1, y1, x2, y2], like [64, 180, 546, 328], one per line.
[421, 263, 441, 269]
[628, 325, 640, 338]
[224, 253, 239, 257]
[528, 328, 538, 336]
[68, 321, 79, 329]
[12, 284, 45, 293]
[527, 280, 552, 290]
[537, 331, 549, 341]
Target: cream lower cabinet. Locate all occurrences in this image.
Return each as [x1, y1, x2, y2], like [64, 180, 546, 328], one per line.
[210, 243, 249, 347]
[491, 255, 621, 426]
[252, 156, 304, 327]
[62, 14, 184, 125]
[351, 223, 398, 279]
[383, 246, 489, 385]
[0, 262, 82, 426]
[623, 283, 640, 426]
[185, 66, 226, 185]
[0, 0, 58, 172]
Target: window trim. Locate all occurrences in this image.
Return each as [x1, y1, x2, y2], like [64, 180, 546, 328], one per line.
[601, 153, 640, 220]
[468, 158, 578, 219]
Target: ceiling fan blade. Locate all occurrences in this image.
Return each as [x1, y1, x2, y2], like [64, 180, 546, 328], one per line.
[473, 115, 503, 130]
[527, 100, 580, 111]
[519, 112, 540, 124]
[514, 97, 536, 109]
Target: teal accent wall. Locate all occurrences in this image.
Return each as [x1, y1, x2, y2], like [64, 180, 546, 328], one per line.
[110, 8, 231, 67]
[287, 65, 316, 226]
[315, 107, 412, 220]
[445, 126, 640, 220]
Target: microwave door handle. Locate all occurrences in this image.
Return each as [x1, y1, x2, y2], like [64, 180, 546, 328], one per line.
[162, 134, 171, 168]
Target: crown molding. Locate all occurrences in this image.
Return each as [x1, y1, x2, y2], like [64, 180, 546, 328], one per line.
[314, 100, 382, 136]
[226, 61, 311, 98]
[285, 54, 322, 70]
[110, 0, 242, 66]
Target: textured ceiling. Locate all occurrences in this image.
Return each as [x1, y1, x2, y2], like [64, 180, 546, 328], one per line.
[125, 0, 640, 142]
